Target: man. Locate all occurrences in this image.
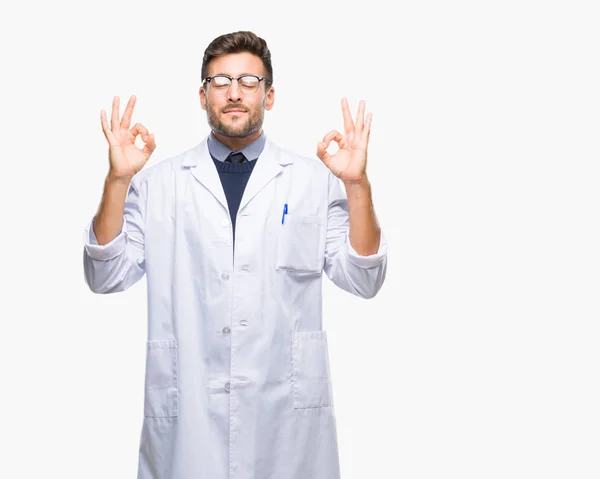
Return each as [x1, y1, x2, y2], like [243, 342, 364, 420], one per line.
[83, 31, 388, 479]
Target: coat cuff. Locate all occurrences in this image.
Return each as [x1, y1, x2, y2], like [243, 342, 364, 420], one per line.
[83, 217, 126, 261]
[346, 230, 388, 268]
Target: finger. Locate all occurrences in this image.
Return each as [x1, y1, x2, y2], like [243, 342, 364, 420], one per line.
[141, 133, 157, 157]
[341, 97, 354, 136]
[362, 112, 372, 144]
[316, 141, 331, 165]
[355, 100, 366, 133]
[100, 109, 117, 146]
[120, 95, 136, 131]
[130, 122, 150, 140]
[322, 129, 344, 146]
[111, 96, 120, 137]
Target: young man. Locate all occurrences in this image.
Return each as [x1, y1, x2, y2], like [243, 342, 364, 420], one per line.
[84, 31, 388, 479]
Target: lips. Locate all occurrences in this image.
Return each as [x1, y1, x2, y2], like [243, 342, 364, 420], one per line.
[224, 109, 246, 114]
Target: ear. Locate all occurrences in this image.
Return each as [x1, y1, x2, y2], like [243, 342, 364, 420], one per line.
[265, 85, 275, 111]
[199, 86, 207, 111]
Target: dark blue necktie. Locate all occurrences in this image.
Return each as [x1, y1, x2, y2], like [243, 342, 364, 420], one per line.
[225, 151, 247, 164]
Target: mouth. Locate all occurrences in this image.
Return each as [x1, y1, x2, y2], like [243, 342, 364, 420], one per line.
[224, 109, 247, 114]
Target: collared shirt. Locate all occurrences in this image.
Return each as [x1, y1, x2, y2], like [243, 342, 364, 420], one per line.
[207, 130, 266, 162]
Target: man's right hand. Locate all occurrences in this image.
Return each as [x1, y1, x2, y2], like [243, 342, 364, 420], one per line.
[101, 95, 156, 181]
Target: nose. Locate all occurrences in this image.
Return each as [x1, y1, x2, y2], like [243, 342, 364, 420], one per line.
[227, 79, 242, 102]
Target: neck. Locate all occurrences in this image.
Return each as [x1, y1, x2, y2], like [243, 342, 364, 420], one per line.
[212, 129, 262, 151]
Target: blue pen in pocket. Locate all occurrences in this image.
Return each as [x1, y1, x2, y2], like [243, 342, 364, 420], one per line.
[281, 203, 288, 224]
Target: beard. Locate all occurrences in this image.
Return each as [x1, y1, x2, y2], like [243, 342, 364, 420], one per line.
[207, 98, 265, 138]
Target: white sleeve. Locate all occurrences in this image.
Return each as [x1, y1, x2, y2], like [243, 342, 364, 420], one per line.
[82, 176, 146, 293]
[323, 173, 388, 298]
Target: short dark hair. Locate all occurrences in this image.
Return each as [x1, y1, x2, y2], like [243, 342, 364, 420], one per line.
[201, 31, 273, 84]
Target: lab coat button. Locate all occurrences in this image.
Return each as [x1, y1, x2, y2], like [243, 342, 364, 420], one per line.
[221, 272, 230, 280]
[221, 218, 229, 227]
[224, 382, 230, 393]
[222, 326, 231, 334]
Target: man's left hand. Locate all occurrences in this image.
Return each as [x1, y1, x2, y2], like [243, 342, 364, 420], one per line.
[316, 98, 372, 185]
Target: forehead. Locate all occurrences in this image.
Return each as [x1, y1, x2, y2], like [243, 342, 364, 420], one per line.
[207, 52, 265, 76]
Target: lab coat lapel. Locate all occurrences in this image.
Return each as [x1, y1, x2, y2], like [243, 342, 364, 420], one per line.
[185, 139, 228, 211]
[238, 139, 292, 214]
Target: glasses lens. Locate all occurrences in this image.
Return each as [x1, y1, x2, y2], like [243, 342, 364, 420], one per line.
[239, 76, 260, 92]
[210, 76, 231, 94]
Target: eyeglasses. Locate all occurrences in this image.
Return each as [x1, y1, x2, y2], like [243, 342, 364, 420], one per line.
[203, 74, 271, 95]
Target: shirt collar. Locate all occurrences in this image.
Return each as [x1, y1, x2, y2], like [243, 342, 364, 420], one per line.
[207, 131, 266, 162]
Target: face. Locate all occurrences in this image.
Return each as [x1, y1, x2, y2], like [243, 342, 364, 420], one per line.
[200, 52, 275, 139]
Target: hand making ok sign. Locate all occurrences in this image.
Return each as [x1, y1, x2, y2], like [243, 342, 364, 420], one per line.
[316, 98, 372, 185]
[100, 95, 156, 181]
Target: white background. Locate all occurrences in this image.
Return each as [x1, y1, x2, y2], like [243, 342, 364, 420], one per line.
[1, 0, 599, 477]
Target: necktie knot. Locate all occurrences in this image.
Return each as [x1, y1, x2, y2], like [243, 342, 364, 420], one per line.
[226, 151, 247, 164]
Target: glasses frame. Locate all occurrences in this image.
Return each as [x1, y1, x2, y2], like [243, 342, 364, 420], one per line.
[203, 74, 272, 95]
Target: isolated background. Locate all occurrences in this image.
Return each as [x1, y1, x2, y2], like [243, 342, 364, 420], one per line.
[1, 0, 599, 478]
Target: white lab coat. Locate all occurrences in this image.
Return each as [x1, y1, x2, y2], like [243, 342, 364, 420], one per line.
[83, 137, 388, 479]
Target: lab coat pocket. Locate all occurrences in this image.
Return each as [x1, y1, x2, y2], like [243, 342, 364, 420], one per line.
[276, 215, 326, 274]
[291, 331, 333, 408]
[144, 339, 179, 418]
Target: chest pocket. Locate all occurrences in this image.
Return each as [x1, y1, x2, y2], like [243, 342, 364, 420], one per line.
[275, 214, 326, 274]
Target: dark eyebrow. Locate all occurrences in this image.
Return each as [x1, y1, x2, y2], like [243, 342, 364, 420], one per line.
[213, 72, 259, 77]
